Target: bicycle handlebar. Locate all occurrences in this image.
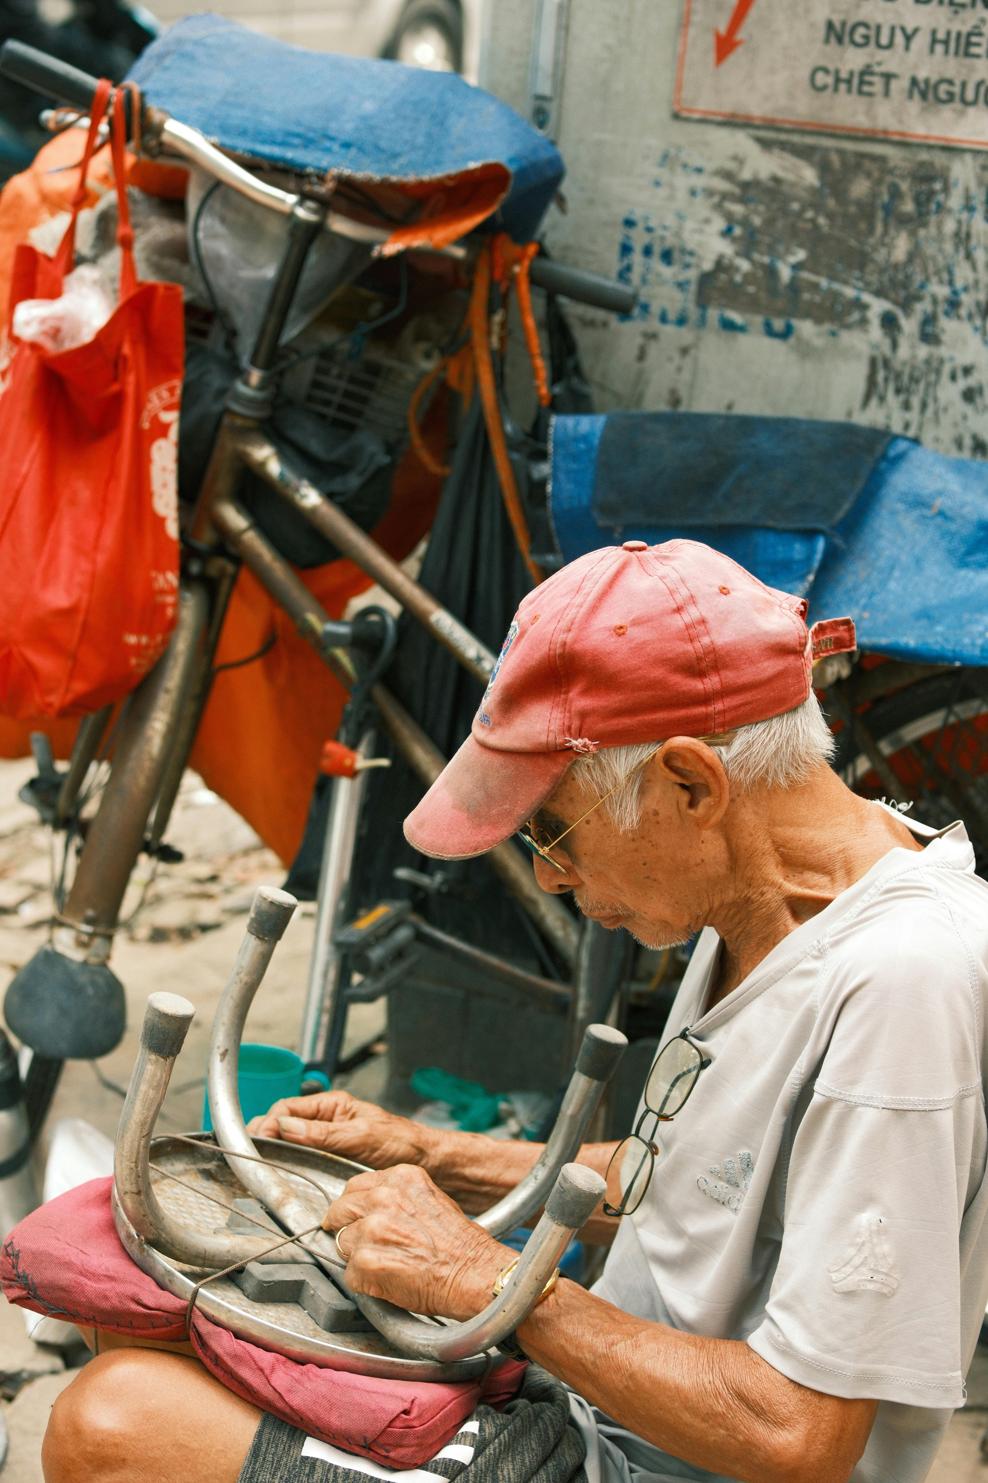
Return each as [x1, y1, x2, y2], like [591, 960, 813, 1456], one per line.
[0, 40, 106, 114]
[529, 257, 637, 315]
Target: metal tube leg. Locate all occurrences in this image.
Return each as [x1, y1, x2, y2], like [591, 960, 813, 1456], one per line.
[208, 890, 346, 1238]
[146, 563, 237, 852]
[298, 731, 376, 1067]
[354, 1163, 605, 1363]
[112, 993, 278, 1268]
[474, 1024, 626, 1237]
[567, 920, 631, 1066]
[209, 893, 610, 1361]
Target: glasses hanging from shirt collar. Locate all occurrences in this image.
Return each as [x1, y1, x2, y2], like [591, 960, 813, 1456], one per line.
[603, 1028, 710, 1218]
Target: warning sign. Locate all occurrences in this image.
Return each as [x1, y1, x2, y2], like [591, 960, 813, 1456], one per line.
[674, 0, 988, 150]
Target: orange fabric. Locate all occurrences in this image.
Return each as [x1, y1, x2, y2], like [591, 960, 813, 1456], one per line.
[469, 245, 542, 587]
[128, 157, 189, 200]
[188, 561, 367, 863]
[444, 343, 475, 402]
[378, 163, 510, 255]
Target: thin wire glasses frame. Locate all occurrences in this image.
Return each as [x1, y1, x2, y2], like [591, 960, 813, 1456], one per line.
[517, 744, 665, 872]
[517, 731, 734, 873]
[603, 1028, 710, 1218]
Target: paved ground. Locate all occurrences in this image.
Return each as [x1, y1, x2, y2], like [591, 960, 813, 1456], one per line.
[1, 755, 987, 1480]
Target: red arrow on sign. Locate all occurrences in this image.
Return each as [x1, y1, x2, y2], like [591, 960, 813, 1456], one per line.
[714, 0, 757, 67]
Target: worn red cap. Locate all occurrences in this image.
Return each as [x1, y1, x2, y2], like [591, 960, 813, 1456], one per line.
[404, 540, 855, 860]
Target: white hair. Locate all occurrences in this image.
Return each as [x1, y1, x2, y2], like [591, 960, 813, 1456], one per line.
[569, 693, 836, 832]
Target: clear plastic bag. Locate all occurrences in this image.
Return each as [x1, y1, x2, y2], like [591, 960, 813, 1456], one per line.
[12, 263, 115, 353]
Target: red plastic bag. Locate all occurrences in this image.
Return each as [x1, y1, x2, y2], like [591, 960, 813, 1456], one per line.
[0, 82, 183, 719]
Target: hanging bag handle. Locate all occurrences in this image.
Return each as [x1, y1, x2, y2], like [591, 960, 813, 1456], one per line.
[52, 80, 140, 301]
[109, 84, 138, 301]
[53, 77, 112, 280]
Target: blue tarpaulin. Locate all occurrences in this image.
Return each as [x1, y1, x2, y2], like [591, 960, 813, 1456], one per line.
[128, 14, 564, 243]
[550, 412, 988, 667]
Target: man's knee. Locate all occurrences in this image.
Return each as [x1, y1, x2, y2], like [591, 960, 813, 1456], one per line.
[43, 1346, 261, 1483]
[43, 1351, 156, 1483]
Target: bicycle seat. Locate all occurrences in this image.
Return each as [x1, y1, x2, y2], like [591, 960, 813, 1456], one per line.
[127, 15, 564, 249]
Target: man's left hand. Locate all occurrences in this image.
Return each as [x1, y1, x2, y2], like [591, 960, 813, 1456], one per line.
[325, 1165, 510, 1320]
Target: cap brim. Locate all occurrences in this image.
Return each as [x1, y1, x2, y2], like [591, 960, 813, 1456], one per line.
[403, 734, 573, 860]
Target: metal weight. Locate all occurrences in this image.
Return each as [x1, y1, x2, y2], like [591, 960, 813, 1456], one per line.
[112, 888, 610, 1378]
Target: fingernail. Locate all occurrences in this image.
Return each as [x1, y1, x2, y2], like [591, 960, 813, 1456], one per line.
[278, 1116, 306, 1136]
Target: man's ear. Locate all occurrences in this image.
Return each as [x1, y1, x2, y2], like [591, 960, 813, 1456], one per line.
[652, 738, 730, 828]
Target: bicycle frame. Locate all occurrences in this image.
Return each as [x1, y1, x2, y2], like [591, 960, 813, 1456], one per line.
[43, 190, 581, 1051]
[0, 58, 635, 1121]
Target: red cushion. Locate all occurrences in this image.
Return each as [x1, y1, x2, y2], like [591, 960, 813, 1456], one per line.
[1, 1178, 523, 1467]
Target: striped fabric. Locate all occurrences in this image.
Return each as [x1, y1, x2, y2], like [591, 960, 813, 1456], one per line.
[239, 1367, 586, 1483]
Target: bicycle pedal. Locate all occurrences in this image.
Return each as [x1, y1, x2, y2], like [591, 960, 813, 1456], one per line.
[335, 901, 420, 999]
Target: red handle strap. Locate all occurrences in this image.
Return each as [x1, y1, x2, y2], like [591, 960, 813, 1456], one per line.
[54, 77, 112, 278]
[53, 80, 140, 299]
[110, 85, 138, 300]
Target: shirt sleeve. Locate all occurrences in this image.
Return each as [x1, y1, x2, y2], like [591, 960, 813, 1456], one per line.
[747, 907, 988, 1409]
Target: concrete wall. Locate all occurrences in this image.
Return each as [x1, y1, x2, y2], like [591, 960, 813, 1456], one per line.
[481, 0, 988, 457]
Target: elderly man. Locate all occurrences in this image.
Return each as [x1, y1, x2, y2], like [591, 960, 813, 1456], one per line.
[42, 541, 988, 1483]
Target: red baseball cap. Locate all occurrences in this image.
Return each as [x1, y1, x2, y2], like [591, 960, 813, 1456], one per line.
[403, 540, 855, 860]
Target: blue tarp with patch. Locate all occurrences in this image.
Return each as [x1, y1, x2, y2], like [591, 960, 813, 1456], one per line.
[127, 14, 564, 242]
[549, 412, 988, 666]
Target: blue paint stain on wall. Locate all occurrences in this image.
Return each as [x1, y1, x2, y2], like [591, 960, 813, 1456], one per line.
[614, 143, 988, 356]
[718, 311, 749, 334]
[615, 146, 805, 343]
[764, 318, 796, 341]
[919, 311, 939, 346]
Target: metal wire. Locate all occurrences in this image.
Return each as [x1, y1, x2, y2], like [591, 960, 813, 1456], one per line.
[150, 1132, 345, 1268]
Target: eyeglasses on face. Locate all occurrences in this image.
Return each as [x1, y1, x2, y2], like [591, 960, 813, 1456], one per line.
[516, 745, 665, 873]
[603, 1028, 710, 1218]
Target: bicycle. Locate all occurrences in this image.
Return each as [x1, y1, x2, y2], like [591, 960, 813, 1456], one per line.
[0, 25, 637, 1143]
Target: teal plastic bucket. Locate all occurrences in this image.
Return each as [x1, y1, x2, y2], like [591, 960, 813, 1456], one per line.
[201, 1043, 330, 1132]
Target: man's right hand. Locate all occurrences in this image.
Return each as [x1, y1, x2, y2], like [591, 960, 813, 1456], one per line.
[246, 1091, 440, 1174]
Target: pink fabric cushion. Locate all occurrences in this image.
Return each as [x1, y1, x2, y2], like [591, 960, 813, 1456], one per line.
[1, 1178, 524, 1468]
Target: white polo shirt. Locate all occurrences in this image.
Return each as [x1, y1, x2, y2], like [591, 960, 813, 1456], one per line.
[591, 808, 988, 1483]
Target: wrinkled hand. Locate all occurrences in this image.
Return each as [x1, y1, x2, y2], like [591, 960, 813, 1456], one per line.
[247, 1091, 439, 1172]
[325, 1165, 510, 1320]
